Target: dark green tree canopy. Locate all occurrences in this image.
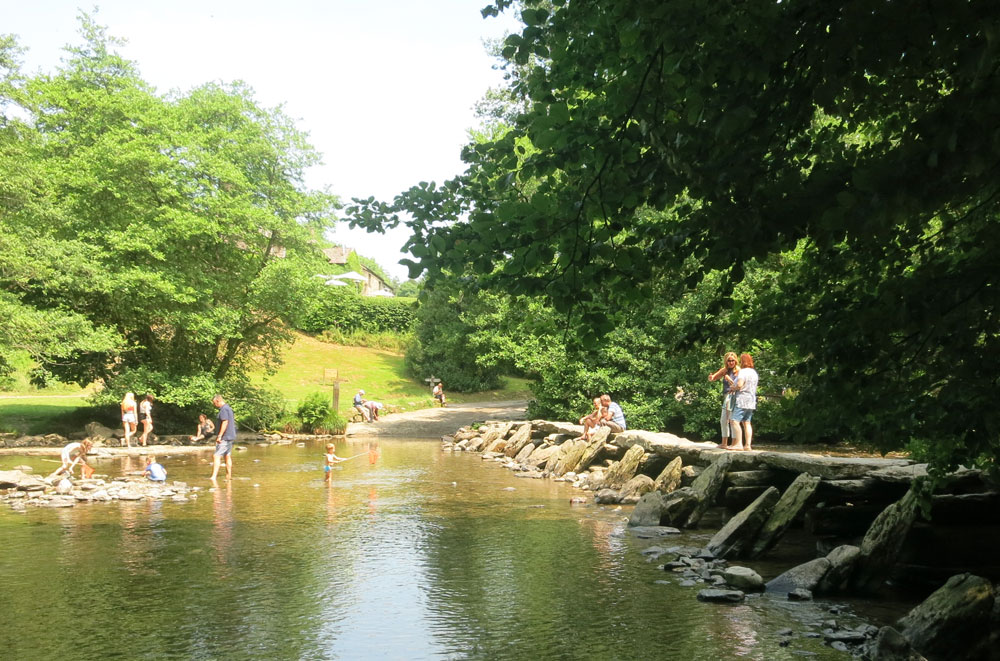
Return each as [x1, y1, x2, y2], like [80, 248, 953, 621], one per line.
[351, 1, 1000, 475]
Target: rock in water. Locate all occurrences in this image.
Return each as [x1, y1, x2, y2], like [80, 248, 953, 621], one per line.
[896, 573, 995, 660]
[628, 491, 666, 527]
[749, 473, 821, 558]
[816, 545, 861, 595]
[574, 426, 611, 473]
[503, 423, 534, 458]
[851, 487, 921, 593]
[56, 478, 73, 494]
[723, 566, 764, 591]
[601, 445, 646, 490]
[862, 627, 927, 661]
[619, 474, 655, 504]
[696, 589, 745, 603]
[653, 456, 683, 494]
[765, 557, 831, 594]
[684, 453, 734, 527]
[705, 486, 779, 559]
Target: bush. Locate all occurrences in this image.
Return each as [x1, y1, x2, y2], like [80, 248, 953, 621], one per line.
[314, 411, 347, 435]
[296, 391, 332, 432]
[317, 328, 411, 352]
[301, 289, 417, 334]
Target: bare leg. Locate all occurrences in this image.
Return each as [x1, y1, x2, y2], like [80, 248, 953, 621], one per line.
[743, 421, 753, 451]
[729, 419, 743, 450]
[123, 422, 132, 448]
[210, 454, 221, 480]
[140, 420, 151, 446]
[225, 454, 232, 480]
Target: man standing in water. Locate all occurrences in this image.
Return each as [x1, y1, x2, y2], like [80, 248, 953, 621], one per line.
[210, 394, 237, 481]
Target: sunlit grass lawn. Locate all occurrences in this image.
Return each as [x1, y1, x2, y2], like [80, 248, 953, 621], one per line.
[0, 396, 90, 435]
[257, 332, 533, 414]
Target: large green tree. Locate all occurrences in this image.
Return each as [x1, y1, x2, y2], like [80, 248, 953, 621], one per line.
[351, 1, 1000, 476]
[2, 17, 337, 389]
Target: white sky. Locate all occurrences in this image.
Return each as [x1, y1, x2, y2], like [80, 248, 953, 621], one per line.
[3, 0, 521, 281]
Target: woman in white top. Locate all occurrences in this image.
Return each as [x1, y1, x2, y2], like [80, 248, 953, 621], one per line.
[121, 392, 137, 448]
[139, 394, 154, 447]
[729, 353, 759, 451]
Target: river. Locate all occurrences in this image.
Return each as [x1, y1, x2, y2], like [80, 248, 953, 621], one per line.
[0, 439, 899, 660]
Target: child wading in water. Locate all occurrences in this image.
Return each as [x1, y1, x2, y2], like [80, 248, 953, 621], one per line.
[324, 443, 345, 483]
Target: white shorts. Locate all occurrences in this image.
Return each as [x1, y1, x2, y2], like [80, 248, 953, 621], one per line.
[123, 412, 137, 424]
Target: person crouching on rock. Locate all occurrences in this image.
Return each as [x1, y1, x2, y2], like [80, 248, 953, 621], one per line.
[58, 439, 93, 479]
[142, 455, 167, 482]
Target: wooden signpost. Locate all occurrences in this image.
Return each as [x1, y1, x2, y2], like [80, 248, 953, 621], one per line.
[424, 375, 440, 391]
[323, 369, 349, 412]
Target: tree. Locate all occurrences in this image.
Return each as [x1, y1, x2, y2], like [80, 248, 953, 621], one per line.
[350, 1, 1000, 476]
[10, 15, 337, 387]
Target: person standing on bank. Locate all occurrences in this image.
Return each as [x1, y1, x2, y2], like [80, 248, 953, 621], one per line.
[138, 394, 154, 447]
[729, 353, 759, 451]
[708, 352, 740, 449]
[210, 394, 237, 481]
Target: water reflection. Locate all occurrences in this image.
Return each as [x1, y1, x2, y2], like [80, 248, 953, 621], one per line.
[0, 441, 868, 660]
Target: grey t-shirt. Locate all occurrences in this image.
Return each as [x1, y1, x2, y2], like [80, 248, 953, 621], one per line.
[735, 368, 758, 410]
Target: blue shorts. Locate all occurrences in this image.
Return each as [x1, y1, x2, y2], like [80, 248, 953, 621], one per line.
[731, 407, 755, 423]
[324, 465, 331, 473]
[214, 440, 234, 457]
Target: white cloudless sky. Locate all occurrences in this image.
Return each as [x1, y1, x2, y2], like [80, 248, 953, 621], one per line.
[3, 0, 521, 280]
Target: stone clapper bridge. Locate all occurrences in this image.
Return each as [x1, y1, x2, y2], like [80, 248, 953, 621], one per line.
[443, 420, 1000, 660]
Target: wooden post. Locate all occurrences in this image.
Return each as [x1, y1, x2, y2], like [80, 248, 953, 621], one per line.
[324, 369, 349, 412]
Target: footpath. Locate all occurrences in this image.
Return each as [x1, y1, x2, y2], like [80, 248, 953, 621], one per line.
[346, 400, 528, 438]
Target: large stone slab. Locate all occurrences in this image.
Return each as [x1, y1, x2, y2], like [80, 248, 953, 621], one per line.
[851, 487, 921, 593]
[816, 545, 861, 594]
[628, 491, 666, 527]
[725, 469, 780, 487]
[503, 423, 534, 458]
[601, 445, 646, 490]
[897, 573, 996, 660]
[530, 420, 584, 436]
[653, 456, 683, 494]
[573, 426, 610, 473]
[757, 452, 913, 480]
[766, 557, 831, 594]
[685, 453, 734, 527]
[0, 470, 47, 490]
[551, 439, 588, 477]
[619, 474, 655, 504]
[525, 444, 559, 468]
[749, 473, 821, 558]
[705, 486, 780, 559]
[514, 441, 537, 463]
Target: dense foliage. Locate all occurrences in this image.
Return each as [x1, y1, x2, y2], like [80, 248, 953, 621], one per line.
[351, 1, 1000, 477]
[0, 17, 337, 419]
[404, 283, 505, 392]
[301, 288, 416, 335]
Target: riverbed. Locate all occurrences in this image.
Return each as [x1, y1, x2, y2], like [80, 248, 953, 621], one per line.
[0, 439, 898, 660]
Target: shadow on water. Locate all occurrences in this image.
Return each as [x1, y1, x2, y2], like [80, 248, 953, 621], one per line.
[0, 441, 909, 660]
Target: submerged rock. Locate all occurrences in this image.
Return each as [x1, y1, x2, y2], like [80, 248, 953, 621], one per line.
[696, 589, 745, 603]
[766, 558, 831, 594]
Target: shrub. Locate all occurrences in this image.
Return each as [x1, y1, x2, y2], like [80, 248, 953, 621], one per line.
[314, 411, 347, 435]
[296, 391, 332, 432]
[301, 289, 417, 334]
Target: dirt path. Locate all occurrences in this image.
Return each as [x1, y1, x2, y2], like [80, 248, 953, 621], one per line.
[347, 400, 529, 439]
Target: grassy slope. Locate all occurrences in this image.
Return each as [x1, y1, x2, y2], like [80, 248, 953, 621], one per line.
[259, 332, 533, 414]
[0, 332, 534, 434]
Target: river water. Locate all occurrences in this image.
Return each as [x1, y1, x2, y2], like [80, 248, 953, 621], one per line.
[0, 440, 897, 660]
